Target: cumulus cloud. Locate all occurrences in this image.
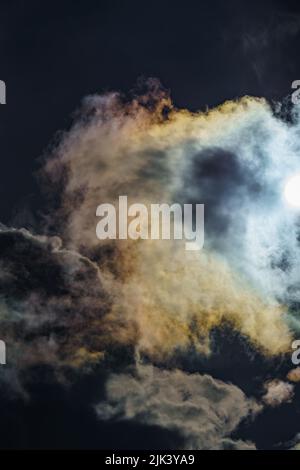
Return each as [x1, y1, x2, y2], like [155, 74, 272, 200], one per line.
[0, 226, 115, 386]
[287, 367, 300, 382]
[96, 364, 259, 450]
[2, 79, 300, 447]
[41, 78, 300, 358]
[262, 380, 294, 407]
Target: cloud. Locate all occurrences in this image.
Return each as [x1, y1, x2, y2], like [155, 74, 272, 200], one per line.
[287, 368, 300, 382]
[0, 226, 114, 391]
[96, 364, 260, 450]
[262, 380, 294, 407]
[2, 79, 300, 447]
[41, 78, 299, 358]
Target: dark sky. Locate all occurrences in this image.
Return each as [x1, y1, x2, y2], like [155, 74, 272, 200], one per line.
[0, 0, 300, 224]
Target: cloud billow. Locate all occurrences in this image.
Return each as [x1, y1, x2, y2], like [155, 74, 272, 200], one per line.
[2, 79, 300, 448]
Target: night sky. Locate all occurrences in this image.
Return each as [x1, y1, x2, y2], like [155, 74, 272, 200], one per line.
[1, 0, 300, 451]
